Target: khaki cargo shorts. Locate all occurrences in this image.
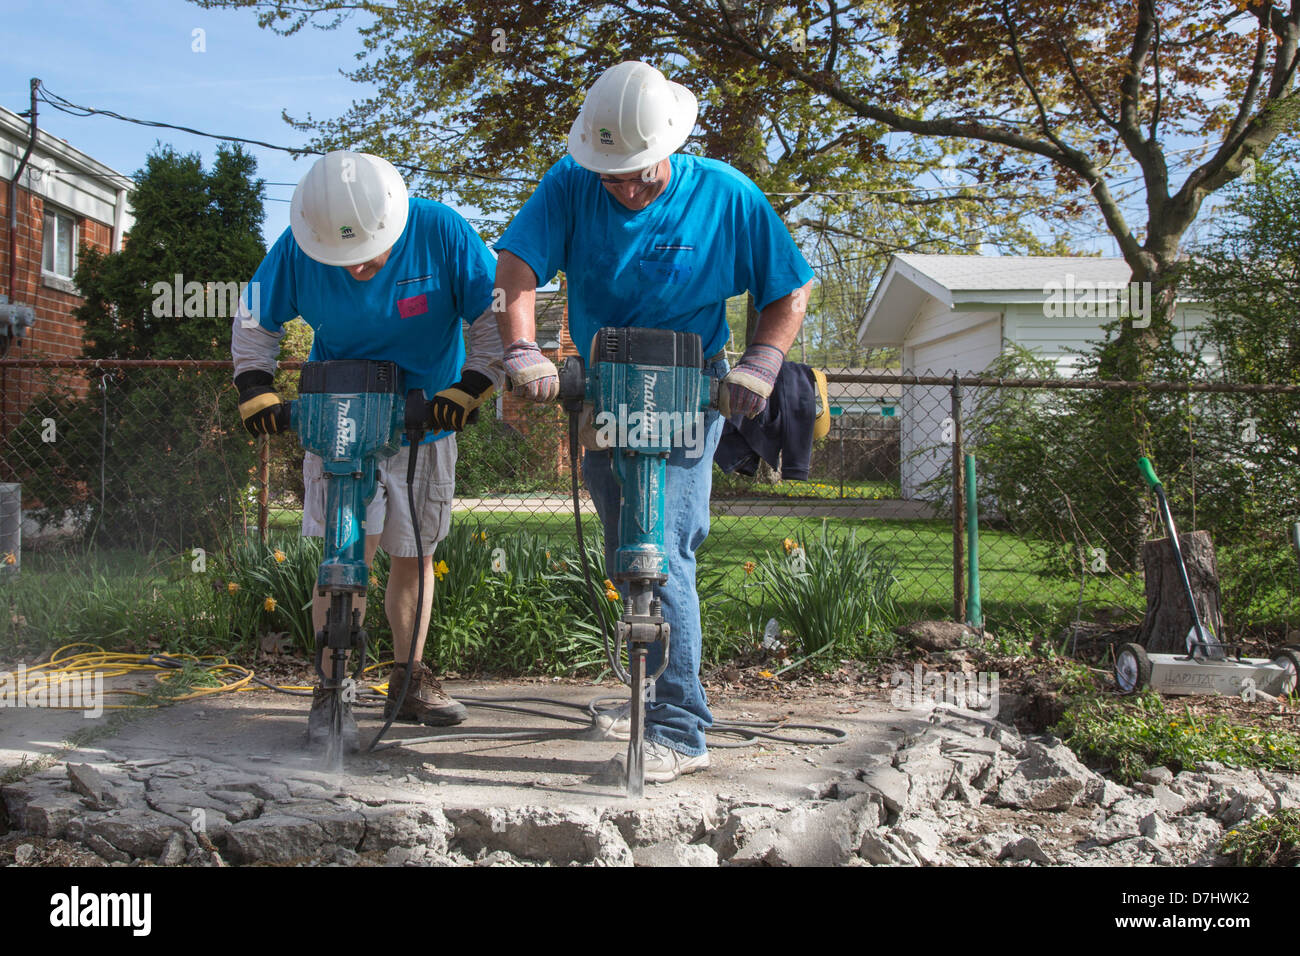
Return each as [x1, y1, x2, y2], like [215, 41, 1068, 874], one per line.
[302, 435, 456, 558]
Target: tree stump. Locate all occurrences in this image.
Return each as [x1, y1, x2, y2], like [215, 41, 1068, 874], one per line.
[1138, 530, 1225, 654]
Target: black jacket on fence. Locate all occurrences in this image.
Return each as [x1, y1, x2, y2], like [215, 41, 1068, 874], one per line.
[714, 361, 818, 480]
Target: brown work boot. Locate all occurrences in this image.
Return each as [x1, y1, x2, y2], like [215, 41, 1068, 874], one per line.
[384, 661, 468, 726]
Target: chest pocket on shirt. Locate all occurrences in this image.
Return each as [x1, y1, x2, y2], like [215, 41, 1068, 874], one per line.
[639, 241, 696, 285]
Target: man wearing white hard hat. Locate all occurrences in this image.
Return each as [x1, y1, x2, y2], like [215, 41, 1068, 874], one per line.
[231, 150, 504, 751]
[495, 61, 814, 782]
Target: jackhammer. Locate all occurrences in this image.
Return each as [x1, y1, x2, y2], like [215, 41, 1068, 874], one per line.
[556, 327, 715, 797]
[286, 359, 430, 761]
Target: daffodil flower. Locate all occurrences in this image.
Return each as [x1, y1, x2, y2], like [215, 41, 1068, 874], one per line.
[434, 560, 449, 580]
[743, 561, 756, 575]
[227, 581, 239, 594]
[273, 549, 287, 564]
[264, 597, 277, 612]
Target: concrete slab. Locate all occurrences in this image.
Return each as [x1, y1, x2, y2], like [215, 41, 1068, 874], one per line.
[0, 676, 898, 810]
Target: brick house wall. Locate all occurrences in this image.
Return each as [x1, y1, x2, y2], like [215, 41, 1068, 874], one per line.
[0, 106, 133, 439]
[498, 279, 579, 474]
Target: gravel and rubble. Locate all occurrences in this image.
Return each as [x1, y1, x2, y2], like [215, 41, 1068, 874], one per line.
[4, 703, 1295, 867]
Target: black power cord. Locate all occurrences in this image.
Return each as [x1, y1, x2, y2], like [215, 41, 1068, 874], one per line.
[366, 389, 428, 753]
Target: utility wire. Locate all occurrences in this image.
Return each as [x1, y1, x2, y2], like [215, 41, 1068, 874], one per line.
[34, 84, 540, 186]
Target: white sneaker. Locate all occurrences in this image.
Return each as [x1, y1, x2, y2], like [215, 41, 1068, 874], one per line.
[614, 740, 710, 784]
[592, 701, 632, 740]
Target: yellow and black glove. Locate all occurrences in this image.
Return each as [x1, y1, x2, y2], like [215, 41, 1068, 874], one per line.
[235, 370, 290, 436]
[426, 370, 495, 433]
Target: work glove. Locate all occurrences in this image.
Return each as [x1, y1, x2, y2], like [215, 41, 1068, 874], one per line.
[719, 343, 784, 419]
[503, 339, 559, 402]
[235, 369, 290, 436]
[426, 370, 496, 432]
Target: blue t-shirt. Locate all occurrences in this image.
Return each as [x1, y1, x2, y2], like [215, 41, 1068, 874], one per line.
[495, 154, 814, 360]
[246, 197, 496, 442]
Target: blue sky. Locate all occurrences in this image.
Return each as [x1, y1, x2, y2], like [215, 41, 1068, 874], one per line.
[1, 0, 380, 245]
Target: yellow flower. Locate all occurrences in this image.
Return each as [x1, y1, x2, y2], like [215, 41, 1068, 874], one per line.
[759, 669, 774, 679]
[605, 587, 621, 603]
[227, 581, 239, 594]
[263, 596, 277, 612]
[2, 552, 14, 566]
[273, 549, 286, 564]
[743, 561, 756, 575]
[369, 575, 379, 588]
[433, 560, 449, 580]
[476, 531, 487, 543]
[604, 579, 615, 590]
[782, 538, 796, 554]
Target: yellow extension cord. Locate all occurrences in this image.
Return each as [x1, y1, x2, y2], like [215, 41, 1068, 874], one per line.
[6, 642, 396, 710]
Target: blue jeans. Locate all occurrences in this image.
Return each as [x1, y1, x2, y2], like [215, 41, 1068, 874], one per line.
[582, 357, 728, 757]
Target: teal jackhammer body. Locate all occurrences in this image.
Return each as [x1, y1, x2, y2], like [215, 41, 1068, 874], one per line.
[288, 360, 406, 758]
[559, 327, 715, 796]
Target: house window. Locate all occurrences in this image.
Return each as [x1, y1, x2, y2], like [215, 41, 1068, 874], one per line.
[42, 208, 77, 279]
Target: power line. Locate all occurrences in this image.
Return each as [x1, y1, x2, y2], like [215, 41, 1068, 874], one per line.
[34, 83, 541, 187]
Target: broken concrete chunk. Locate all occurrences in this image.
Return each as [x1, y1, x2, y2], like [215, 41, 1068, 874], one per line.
[861, 766, 910, 815]
[633, 842, 719, 867]
[359, 803, 452, 853]
[156, 832, 187, 866]
[448, 807, 632, 867]
[998, 836, 1052, 866]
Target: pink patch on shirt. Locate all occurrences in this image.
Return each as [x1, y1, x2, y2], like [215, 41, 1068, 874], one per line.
[396, 294, 428, 318]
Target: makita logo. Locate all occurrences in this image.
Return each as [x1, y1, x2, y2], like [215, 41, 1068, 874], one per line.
[642, 372, 658, 417]
[49, 886, 151, 936]
[335, 400, 356, 457]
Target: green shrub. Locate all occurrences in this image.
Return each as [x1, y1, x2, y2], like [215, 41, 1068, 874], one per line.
[1220, 809, 1300, 866]
[751, 522, 901, 663]
[1055, 692, 1300, 784]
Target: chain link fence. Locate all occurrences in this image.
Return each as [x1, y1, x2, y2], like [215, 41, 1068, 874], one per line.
[4, 358, 1300, 646]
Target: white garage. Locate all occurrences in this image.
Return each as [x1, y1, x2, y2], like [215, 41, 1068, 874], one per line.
[858, 254, 1207, 499]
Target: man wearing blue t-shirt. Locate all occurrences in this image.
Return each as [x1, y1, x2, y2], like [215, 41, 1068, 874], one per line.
[495, 62, 814, 783]
[230, 151, 504, 752]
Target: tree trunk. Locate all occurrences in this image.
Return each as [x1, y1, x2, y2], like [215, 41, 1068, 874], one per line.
[1138, 530, 1225, 654]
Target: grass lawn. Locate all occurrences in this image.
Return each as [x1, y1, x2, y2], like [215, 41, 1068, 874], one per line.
[712, 475, 901, 500]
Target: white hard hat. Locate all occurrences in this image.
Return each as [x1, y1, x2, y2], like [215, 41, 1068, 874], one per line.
[567, 61, 698, 175]
[290, 150, 410, 267]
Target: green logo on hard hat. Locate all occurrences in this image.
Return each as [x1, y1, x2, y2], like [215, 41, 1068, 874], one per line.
[599, 127, 614, 146]
[339, 225, 355, 239]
